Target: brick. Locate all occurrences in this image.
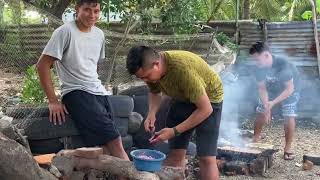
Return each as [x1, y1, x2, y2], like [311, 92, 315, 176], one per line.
[34, 153, 56, 165]
[303, 160, 314, 171]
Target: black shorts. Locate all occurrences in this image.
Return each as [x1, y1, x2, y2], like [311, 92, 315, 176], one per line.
[62, 90, 120, 147]
[166, 100, 222, 157]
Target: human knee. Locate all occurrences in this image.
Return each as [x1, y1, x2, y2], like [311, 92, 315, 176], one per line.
[199, 156, 217, 166]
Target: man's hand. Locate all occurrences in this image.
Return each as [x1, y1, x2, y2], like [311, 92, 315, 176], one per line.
[149, 128, 175, 145]
[263, 101, 274, 124]
[144, 114, 156, 133]
[265, 101, 275, 111]
[48, 101, 69, 125]
[264, 109, 272, 124]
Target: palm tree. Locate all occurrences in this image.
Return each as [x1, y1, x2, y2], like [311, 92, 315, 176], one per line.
[200, 0, 229, 22]
[243, 0, 250, 19]
[284, 0, 311, 21]
[240, 0, 310, 21]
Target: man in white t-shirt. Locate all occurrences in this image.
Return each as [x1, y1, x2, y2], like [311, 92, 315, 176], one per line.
[37, 1, 129, 176]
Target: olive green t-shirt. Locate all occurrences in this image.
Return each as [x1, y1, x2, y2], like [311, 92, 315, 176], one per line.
[148, 50, 223, 103]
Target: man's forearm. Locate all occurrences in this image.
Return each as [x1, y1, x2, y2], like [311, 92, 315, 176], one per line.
[175, 107, 212, 133]
[259, 87, 269, 105]
[148, 92, 162, 116]
[272, 88, 293, 105]
[37, 64, 58, 103]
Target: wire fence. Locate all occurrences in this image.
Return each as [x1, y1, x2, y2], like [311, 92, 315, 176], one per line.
[0, 0, 235, 108]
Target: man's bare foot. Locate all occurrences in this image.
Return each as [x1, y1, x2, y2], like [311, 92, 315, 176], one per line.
[253, 133, 267, 143]
[253, 135, 261, 143]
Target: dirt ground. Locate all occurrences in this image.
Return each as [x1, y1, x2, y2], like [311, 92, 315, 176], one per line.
[187, 118, 320, 180]
[0, 67, 23, 107]
[227, 118, 320, 180]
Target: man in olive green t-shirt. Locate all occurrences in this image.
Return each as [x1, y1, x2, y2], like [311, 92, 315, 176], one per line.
[126, 46, 223, 180]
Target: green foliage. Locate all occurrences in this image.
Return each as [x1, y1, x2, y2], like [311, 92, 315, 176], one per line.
[105, 0, 205, 34]
[157, 0, 204, 34]
[21, 65, 47, 105]
[301, 11, 312, 20]
[21, 65, 58, 105]
[301, 0, 320, 20]
[215, 32, 238, 52]
[106, 0, 157, 34]
[96, 21, 110, 29]
[0, 32, 37, 63]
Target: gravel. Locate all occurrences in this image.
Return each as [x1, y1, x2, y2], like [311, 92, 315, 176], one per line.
[187, 118, 320, 180]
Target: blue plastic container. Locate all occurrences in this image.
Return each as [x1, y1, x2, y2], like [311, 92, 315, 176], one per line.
[130, 149, 166, 172]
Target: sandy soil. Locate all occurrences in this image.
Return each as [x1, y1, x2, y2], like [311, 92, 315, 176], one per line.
[187, 118, 320, 180]
[0, 67, 23, 107]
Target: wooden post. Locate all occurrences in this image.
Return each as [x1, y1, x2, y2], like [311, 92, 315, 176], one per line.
[309, 0, 320, 77]
[235, 0, 240, 45]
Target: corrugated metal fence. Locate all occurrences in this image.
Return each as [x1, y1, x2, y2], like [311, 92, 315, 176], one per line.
[239, 20, 319, 68]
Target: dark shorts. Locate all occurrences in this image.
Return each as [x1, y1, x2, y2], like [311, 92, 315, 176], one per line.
[166, 100, 222, 157]
[257, 92, 300, 117]
[62, 90, 120, 147]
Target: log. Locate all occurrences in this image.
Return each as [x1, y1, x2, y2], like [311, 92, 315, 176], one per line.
[69, 171, 85, 180]
[225, 161, 249, 176]
[217, 146, 262, 162]
[54, 148, 183, 180]
[0, 132, 58, 180]
[0, 117, 31, 153]
[303, 154, 320, 165]
[74, 155, 160, 180]
[249, 157, 267, 176]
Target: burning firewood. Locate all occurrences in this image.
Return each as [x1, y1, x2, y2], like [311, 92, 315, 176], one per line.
[217, 143, 277, 176]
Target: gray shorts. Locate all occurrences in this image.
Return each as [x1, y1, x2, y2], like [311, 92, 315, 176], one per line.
[166, 100, 222, 157]
[256, 92, 300, 117]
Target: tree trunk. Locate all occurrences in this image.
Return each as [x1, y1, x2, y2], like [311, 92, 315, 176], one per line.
[54, 148, 185, 180]
[22, 0, 72, 19]
[243, 0, 250, 19]
[0, 0, 4, 25]
[0, 132, 58, 180]
[50, 0, 72, 19]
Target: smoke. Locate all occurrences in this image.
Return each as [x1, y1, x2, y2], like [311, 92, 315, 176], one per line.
[218, 66, 258, 147]
[217, 44, 320, 148]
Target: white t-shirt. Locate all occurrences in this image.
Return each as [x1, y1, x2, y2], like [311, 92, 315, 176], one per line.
[42, 21, 107, 97]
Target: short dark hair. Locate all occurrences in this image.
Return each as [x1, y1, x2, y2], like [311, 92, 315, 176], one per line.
[76, 0, 100, 6]
[249, 42, 269, 55]
[126, 46, 159, 75]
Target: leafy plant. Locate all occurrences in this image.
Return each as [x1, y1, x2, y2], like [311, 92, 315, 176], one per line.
[301, 0, 320, 20]
[157, 0, 204, 34]
[106, 0, 157, 34]
[215, 32, 238, 52]
[21, 65, 57, 105]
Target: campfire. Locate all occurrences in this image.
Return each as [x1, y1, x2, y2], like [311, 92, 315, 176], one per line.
[216, 130, 278, 176]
